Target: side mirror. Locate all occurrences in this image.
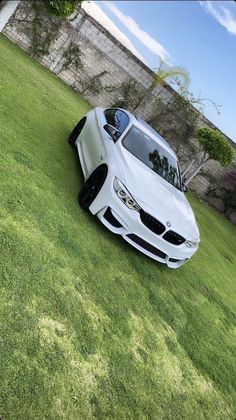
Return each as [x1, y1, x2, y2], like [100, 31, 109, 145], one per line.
[182, 183, 188, 193]
[103, 124, 120, 142]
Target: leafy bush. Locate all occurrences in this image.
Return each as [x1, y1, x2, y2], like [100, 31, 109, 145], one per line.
[46, 0, 82, 18]
[80, 71, 107, 96]
[207, 170, 236, 217]
[224, 170, 236, 215]
[197, 127, 234, 167]
[227, 170, 236, 184]
[59, 41, 83, 74]
[111, 79, 143, 110]
[223, 190, 236, 216]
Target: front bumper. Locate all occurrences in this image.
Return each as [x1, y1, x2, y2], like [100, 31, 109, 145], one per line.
[89, 176, 198, 269]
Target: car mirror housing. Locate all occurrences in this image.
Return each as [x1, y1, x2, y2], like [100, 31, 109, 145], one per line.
[103, 124, 120, 142]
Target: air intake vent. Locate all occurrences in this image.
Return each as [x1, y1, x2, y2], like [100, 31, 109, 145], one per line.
[163, 230, 185, 246]
[140, 209, 165, 235]
[103, 207, 123, 228]
[126, 234, 167, 259]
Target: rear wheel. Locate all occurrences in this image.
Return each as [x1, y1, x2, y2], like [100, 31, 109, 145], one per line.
[78, 165, 108, 211]
[68, 117, 86, 147]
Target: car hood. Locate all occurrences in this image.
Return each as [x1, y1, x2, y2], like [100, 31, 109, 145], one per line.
[116, 146, 200, 240]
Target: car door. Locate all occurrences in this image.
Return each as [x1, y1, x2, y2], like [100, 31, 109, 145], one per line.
[80, 108, 130, 177]
[79, 108, 108, 177]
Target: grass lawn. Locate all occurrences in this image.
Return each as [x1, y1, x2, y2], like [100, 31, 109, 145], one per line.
[0, 34, 236, 419]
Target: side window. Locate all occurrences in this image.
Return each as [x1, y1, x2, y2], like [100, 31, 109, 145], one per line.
[104, 109, 129, 136]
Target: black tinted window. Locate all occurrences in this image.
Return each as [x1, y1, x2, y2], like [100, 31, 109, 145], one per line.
[104, 109, 129, 135]
[122, 125, 181, 190]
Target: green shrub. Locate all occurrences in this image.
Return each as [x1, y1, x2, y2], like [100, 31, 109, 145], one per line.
[46, 0, 82, 18]
[197, 127, 234, 167]
[111, 79, 143, 110]
[223, 190, 236, 216]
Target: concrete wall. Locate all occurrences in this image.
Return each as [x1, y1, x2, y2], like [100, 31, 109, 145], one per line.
[2, 0, 236, 221]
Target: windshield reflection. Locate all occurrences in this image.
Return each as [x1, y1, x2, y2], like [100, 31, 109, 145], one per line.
[122, 125, 181, 190]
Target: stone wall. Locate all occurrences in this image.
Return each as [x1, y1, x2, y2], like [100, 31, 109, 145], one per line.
[2, 0, 236, 222]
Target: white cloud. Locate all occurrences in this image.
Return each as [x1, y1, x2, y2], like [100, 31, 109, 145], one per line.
[200, 1, 236, 35]
[103, 1, 171, 63]
[81, 1, 147, 64]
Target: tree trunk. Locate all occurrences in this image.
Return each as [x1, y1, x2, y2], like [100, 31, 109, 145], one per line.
[182, 158, 196, 177]
[185, 160, 208, 185]
[132, 81, 156, 114]
[146, 106, 168, 125]
[0, 0, 20, 32]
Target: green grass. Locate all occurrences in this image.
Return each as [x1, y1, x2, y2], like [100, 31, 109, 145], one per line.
[0, 34, 236, 419]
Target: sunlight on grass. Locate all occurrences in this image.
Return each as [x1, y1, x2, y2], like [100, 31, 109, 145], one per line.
[0, 34, 236, 419]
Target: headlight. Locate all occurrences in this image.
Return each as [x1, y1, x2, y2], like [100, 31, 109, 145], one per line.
[185, 240, 198, 248]
[113, 178, 141, 211]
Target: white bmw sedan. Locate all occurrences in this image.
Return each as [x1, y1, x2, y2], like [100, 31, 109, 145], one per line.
[68, 107, 200, 268]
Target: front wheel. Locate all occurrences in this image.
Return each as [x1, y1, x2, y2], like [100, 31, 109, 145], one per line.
[78, 165, 108, 211]
[68, 117, 86, 147]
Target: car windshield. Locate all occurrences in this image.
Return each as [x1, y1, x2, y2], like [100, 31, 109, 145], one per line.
[122, 125, 182, 190]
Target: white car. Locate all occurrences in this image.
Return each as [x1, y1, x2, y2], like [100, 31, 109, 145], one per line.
[68, 107, 200, 268]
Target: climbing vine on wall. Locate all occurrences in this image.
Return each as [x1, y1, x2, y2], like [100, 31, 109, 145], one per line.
[57, 41, 84, 75]
[13, 1, 62, 58]
[110, 78, 144, 110]
[77, 70, 108, 96]
[29, 2, 61, 58]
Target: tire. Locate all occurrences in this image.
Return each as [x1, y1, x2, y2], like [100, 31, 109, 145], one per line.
[68, 117, 86, 147]
[78, 165, 108, 211]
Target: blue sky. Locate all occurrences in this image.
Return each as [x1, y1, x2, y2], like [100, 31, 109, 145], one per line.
[83, 1, 236, 142]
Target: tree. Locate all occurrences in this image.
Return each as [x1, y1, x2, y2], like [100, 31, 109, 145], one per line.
[147, 89, 221, 129]
[111, 78, 143, 110]
[146, 87, 223, 176]
[207, 170, 236, 218]
[184, 128, 235, 185]
[132, 59, 190, 116]
[57, 41, 83, 76]
[223, 171, 236, 216]
[147, 90, 201, 155]
[45, 0, 82, 17]
[78, 70, 108, 96]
